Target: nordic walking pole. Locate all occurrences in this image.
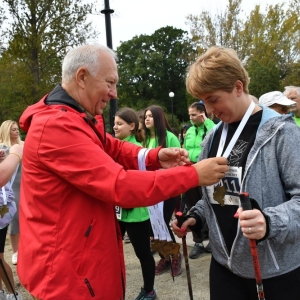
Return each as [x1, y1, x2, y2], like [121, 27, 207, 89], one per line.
[0, 258, 17, 300]
[239, 192, 265, 300]
[175, 212, 194, 300]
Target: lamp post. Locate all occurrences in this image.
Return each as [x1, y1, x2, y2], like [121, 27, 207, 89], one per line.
[101, 0, 117, 134]
[169, 92, 174, 127]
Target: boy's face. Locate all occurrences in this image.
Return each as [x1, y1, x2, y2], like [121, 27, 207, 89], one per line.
[199, 82, 245, 124]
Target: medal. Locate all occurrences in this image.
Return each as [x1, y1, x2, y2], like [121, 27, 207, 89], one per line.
[163, 242, 180, 258]
[0, 205, 8, 218]
[213, 184, 227, 206]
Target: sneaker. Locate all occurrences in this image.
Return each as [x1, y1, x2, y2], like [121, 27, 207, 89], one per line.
[124, 234, 131, 244]
[204, 242, 212, 253]
[0, 290, 6, 300]
[7, 292, 23, 300]
[12, 252, 18, 265]
[170, 252, 182, 277]
[155, 257, 170, 275]
[189, 243, 205, 259]
[134, 288, 157, 300]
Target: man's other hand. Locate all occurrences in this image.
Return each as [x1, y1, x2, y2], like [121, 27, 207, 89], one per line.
[158, 147, 191, 169]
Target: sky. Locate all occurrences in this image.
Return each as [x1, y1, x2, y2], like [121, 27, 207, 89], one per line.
[90, 0, 285, 49]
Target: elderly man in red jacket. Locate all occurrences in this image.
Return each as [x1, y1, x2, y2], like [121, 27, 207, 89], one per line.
[18, 44, 228, 300]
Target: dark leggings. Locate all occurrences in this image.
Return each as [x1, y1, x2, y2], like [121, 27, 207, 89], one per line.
[182, 187, 208, 243]
[210, 256, 300, 300]
[0, 226, 8, 253]
[119, 219, 155, 293]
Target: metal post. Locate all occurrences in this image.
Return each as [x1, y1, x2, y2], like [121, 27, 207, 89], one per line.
[101, 0, 117, 134]
[169, 92, 175, 127]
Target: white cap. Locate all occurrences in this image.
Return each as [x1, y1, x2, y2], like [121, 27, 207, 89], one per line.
[259, 91, 296, 107]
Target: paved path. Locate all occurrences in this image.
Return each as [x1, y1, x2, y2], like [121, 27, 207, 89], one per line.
[7, 232, 211, 300]
[124, 232, 211, 300]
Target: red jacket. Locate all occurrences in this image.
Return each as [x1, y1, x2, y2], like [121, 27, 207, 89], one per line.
[18, 86, 198, 299]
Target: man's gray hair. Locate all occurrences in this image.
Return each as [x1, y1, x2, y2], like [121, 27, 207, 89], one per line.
[283, 86, 300, 96]
[62, 44, 117, 83]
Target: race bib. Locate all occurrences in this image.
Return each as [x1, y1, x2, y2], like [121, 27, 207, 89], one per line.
[207, 166, 242, 206]
[115, 206, 122, 220]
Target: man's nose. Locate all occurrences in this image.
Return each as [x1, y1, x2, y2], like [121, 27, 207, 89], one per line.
[109, 86, 117, 99]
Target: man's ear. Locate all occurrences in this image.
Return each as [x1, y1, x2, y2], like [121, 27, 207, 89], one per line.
[76, 67, 88, 88]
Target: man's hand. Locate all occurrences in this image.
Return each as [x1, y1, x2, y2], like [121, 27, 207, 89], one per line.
[192, 157, 229, 186]
[158, 147, 191, 169]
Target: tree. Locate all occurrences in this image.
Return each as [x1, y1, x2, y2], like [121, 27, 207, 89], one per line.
[186, 0, 244, 56]
[186, 0, 300, 96]
[241, 3, 299, 73]
[248, 59, 280, 97]
[116, 26, 196, 123]
[280, 62, 300, 88]
[0, 0, 99, 122]
[0, 6, 7, 53]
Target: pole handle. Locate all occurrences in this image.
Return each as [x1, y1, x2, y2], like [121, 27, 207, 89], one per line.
[175, 211, 185, 228]
[239, 192, 252, 211]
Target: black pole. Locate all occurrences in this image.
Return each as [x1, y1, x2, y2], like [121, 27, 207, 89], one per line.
[172, 97, 174, 127]
[175, 212, 194, 299]
[169, 92, 174, 127]
[101, 0, 117, 134]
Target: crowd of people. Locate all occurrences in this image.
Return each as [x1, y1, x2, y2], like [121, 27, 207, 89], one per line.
[0, 43, 299, 300]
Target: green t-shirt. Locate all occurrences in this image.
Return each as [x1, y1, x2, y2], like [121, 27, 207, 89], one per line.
[119, 135, 150, 223]
[146, 130, 180, 148]
[294, 116, 300, 127]
[148, 138, 155, 149]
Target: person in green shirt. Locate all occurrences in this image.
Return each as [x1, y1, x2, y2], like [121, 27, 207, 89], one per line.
[284, 86, 300, 127]
[183, 101, 216, 259]
[143, 105, 182, 278]
[114, 107, 157, 300]
[184, 101, 216, 162]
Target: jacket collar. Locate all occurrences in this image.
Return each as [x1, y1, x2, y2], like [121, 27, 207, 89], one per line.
[46, 84, 97, 124]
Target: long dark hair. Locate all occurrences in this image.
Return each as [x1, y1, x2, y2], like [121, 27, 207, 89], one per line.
[143, 105, 173, 148]
[115, 107, 144, 143]
[180, 124, 192, 146]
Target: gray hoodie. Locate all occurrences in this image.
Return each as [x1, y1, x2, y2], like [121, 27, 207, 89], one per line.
[190, 106, 300, 279]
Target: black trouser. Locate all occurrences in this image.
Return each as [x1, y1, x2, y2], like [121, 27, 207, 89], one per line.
[0, 226, 8, 253]
[119, 219, 155, 293]
[150, 196, 180, 258]
[182, 186, 208, 243]
[210, 256, 300, 300]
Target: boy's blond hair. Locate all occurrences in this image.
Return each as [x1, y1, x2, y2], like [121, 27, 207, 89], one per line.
[186, 46, 250, 98]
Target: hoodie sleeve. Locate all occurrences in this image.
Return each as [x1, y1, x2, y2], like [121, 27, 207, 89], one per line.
[250, 118, 300, 244]
[263, 122, 300, 243]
